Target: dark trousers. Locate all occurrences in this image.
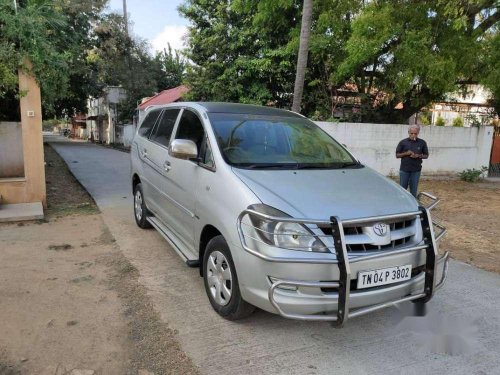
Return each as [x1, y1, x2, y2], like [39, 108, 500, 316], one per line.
[399, 170, 421, 198]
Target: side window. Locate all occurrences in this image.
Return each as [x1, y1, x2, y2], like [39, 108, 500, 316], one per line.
[199, 136, 215, 168]
[175, 110, 205, 156]
[138, 109, 161, 138]
[150, 109, 180, 147]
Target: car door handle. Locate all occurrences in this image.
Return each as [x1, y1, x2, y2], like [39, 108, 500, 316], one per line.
[141, 149, 148, 158]
[163, 161, 171, 172]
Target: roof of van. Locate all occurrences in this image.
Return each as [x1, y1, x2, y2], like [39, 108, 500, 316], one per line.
[193, 102, 303, 118]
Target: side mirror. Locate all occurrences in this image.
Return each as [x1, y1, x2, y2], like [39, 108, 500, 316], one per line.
[169, 139, 198, 160]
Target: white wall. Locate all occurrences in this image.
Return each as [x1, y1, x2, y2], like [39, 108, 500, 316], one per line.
[316, 122, 494, 176]
[122, 124, 136, 147]
[0, 122, 24, 178]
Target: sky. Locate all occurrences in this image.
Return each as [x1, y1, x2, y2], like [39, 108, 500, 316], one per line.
[107, 0, 188, 53]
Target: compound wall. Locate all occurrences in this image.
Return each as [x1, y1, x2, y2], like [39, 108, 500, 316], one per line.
[316, 122, 494, 176]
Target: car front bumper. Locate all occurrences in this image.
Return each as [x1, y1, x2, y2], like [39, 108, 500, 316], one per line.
[236, 195, 448, 326]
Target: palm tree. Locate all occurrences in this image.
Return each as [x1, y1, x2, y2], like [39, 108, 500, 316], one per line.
[291, 0, 313, 113]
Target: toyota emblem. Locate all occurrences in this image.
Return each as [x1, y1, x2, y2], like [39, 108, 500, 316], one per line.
[373, 223, 388, 236]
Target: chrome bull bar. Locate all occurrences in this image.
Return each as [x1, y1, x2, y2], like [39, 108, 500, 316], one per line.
[237, 192, 448, 326]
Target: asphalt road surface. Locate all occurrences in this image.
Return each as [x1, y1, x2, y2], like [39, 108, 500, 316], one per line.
[49, 138, 500, 375]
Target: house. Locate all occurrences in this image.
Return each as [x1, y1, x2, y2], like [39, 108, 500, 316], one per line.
[136, 85, 189, 125]
[86, 86, 127, 144]
[70, 112, 87, 139]
[428, 84, 496, 127]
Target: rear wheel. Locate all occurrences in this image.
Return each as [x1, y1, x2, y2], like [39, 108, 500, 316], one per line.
[203, 235, 255, 320]
[133, 183, 151, 229]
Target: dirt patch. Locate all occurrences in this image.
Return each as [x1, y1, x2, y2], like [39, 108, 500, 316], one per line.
[0, 144, 199, 374]
[44, 143, 99, 219]
[419, 178, 500, 273]
[0, 215, 130, 374]
[107, 257, 199, 375]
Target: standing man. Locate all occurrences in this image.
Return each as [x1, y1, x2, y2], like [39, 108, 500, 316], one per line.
[396, 125, 429, 197]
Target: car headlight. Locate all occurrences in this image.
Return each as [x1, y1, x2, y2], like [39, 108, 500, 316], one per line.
[248, 204, 328, 253]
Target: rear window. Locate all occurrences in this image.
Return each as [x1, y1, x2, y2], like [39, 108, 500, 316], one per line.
[138, 109, 162, 138]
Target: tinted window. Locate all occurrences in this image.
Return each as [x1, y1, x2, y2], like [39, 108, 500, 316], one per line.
[175, 110, 205, 155]
[150, 109, 180, 147]
[138, 109, 161, 138]
[199, 136, 215, 168]
[208, 113, 358, 169]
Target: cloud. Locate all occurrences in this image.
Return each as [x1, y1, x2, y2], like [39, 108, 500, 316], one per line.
[151, 25, 188, 54]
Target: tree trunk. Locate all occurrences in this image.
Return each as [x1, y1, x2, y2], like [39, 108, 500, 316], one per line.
[292, 0, 313, 113]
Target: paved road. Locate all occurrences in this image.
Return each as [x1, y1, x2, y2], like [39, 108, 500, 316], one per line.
[49, 139, 500, 375]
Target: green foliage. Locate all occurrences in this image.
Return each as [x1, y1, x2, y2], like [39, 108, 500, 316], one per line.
[0, 0, 108, 118]
[452, 116, 464, 127]
[181, 0, 499, 123]
[466, 114, 482, 127]
[418, 112, 431, 125]
[153, 44, 186, 90]
[435, 117, 446, 126]
[458, 166, 489, 182]
[1, 1, 184, 121]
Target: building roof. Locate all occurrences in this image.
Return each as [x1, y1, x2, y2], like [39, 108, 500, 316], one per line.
[138, 85, 189, 110]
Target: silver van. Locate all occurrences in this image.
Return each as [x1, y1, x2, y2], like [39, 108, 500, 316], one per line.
[130, 102, 448, 326]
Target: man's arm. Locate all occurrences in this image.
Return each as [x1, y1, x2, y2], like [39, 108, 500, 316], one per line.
[396, 141, 413, 158]
[397, 150, 414, 158]
[410, 141, 429, 159]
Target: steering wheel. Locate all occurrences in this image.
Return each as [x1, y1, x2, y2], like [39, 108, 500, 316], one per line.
[224, 146, 245, 153]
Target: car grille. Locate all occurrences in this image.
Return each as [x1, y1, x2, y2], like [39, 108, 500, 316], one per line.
[320, 218, 418, 252]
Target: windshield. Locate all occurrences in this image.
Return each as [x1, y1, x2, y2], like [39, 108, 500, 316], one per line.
[208, 113, 360, 169]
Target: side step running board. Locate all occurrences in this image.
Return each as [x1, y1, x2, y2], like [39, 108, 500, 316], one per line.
[147, 217, 199, 267]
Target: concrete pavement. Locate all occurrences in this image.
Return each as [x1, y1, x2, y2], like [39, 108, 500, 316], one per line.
[49, 139, 500, 375]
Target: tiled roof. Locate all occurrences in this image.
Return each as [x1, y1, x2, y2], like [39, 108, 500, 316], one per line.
[138, 85, 189, 109]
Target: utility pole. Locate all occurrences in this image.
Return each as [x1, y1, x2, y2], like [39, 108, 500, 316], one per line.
[123, 0, 129, 36]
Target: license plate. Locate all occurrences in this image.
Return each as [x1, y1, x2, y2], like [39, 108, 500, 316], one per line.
[357, 265, 412, 289]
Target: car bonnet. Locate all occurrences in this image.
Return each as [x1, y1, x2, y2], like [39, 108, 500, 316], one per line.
[232, 166, 418, 221]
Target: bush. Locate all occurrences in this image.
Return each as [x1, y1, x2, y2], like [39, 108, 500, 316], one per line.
[418, 114, 431, 125]
[458, 166, 489, 182]
[452, 117, 464, 127]
[435, 116, 445, 126]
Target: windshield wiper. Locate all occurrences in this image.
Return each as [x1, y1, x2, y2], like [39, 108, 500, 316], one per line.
[235, 163, 298, 169]
[337, 162, 363, 169]
[294, 162, 362, 169]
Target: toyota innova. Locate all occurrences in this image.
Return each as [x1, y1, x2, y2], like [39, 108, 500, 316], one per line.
[130, 102, 448, 326]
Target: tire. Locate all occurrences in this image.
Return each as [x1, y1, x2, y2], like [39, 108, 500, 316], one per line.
[133, 183, 152, 229]
[203, 235, 255, 320]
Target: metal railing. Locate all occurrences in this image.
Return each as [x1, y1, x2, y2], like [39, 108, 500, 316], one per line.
[237, 192, 449, 326]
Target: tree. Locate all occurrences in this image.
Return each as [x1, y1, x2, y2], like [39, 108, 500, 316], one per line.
[152, 44, 187, 90]
[0, 0, 107, 120]
[292, 0, 313, 113]
[180, 0, 499, 122]
[179, 0, 299, 106]
[335, 0, 500, 122]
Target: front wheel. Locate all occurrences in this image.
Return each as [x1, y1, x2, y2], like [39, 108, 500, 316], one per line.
[133, 183, 151, 229]
[203, 235, 255, 320]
